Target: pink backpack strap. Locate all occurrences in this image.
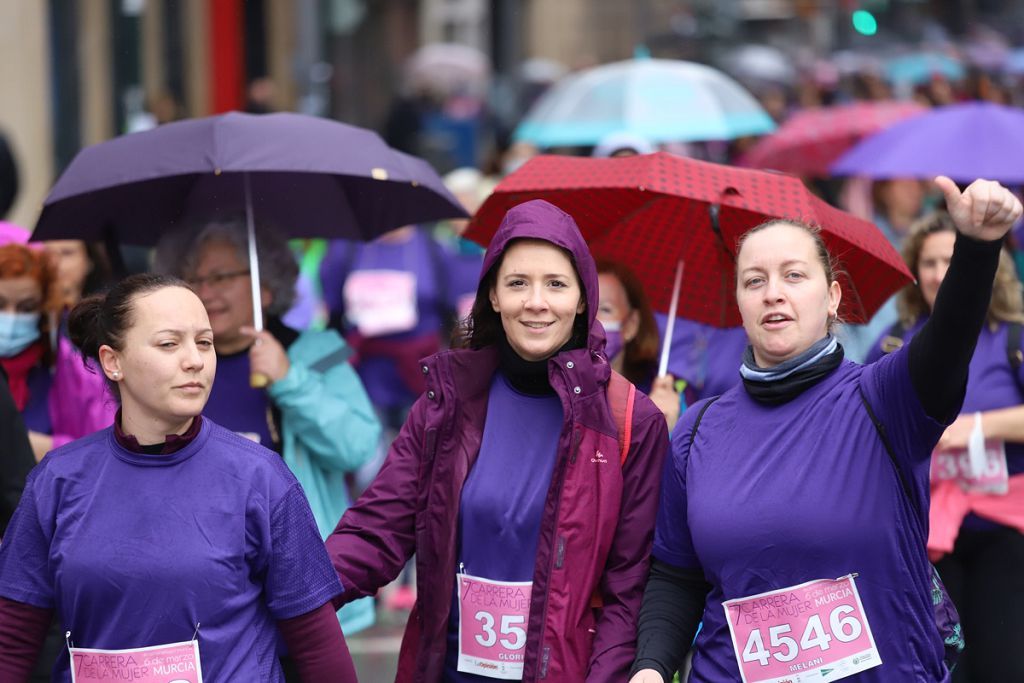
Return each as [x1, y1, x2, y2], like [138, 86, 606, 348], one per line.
[607, 371, 636, 466]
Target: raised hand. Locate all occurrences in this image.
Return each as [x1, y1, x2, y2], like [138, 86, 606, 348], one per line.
[935, 176, 1023, 243]
[240, 326, 291, 384]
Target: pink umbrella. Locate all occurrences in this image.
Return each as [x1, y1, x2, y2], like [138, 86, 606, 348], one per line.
[738, 101, 927, 177]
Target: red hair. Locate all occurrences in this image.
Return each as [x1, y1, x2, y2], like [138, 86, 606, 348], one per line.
[0, 244, 63, 314]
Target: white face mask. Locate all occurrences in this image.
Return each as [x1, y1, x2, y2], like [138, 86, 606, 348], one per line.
[0, 311, 41, 357]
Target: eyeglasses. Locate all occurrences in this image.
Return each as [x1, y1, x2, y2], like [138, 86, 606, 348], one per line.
[187, 269, 250, 290]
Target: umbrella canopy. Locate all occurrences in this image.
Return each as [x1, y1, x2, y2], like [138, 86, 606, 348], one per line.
[719, 45, 797, 86]
[831, 101, 1024, 184]
[884, 52, 965, 84]
[739, 101, 927, 177]
[33, 111, 467, 246]
[512, 58, 776, 148]
[405, 42, 490, 97]
[466, 153, 910, 327]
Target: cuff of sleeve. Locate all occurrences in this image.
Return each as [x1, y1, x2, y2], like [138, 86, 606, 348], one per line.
[651, 547, 700, 571]
[629, 659, 673, 682]
[268, 363, 307, 400]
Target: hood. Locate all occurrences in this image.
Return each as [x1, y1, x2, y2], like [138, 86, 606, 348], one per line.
[479, 199, 599, 338]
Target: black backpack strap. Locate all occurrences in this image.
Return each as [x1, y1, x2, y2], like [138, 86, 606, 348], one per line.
[857, 384, 914, 505]
[688, 396, 721, 444]
[1007, 321, 1023, 370]
[309, 344, 354, 374]
[326, 241, 362, 334]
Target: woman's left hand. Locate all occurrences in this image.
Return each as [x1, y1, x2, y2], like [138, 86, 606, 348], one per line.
[936, 176, 1023, 242]
[649, 374, 681, 431]
[240, 327, 291, 384]
[936, 412, 975, 452]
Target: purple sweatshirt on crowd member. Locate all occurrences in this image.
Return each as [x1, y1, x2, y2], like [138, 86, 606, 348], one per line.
[0, 418, 343, 682]
[655, 315, 747, 401]
[867, 317, 1024, 478]
[202, 348, 275, 447]
[319, 228, 481, 412]
[327, 200, 670, 683]
[443, 373, 563, 681]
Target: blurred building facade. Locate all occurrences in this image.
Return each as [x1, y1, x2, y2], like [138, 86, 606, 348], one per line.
[0, 0, 1016, 229]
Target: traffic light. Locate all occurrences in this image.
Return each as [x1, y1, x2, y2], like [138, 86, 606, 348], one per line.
[851, 9, 878, 36]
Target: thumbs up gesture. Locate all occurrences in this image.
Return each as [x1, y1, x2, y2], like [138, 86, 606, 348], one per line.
[935, 176, 1022, 243]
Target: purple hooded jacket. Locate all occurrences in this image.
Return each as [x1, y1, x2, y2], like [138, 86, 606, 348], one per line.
[326, 200, 669, 682]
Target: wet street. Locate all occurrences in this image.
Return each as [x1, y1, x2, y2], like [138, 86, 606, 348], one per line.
[349, 606, 406, 681]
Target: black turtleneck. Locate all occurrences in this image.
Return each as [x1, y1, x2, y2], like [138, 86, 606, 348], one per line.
[497, 334, 556, 396]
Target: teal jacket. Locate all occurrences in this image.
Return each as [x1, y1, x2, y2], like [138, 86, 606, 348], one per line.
[268, 327, 381, 634]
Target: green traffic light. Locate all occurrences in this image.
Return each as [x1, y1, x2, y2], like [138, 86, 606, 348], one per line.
[852, 10, 878, 36]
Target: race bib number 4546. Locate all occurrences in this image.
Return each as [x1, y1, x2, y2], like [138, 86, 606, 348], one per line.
[723, 575, 881, 683]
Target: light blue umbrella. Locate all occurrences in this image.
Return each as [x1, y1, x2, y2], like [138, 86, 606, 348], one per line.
[884, 52, 965, 85]
[513, 58, 776, 147]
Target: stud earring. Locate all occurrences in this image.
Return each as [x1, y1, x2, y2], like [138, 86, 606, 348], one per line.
[111, 371, 120, 379]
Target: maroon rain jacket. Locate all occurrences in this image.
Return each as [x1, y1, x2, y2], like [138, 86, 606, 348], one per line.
[326, 200, 670, 682]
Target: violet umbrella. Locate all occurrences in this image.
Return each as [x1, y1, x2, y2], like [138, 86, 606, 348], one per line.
[831, 101, 1024, 184]
[32, 112, 467, 382]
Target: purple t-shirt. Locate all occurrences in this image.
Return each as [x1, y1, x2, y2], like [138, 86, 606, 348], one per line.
[443, 373, 563, 681]
[203, 350, 275, 448]
[21, 364, 52, 435]
[0, 419, 341, 682]
[654, 349, 950, 682]
[320, 231, 481, 410]
[656, 315, 747, 400]
[865, 318, 1024, 476]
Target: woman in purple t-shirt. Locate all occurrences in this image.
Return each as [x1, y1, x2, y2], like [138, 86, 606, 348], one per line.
[631, 177, 1022, 683]
[0, 274, 356, 682]
[866, 210, 1024, 682]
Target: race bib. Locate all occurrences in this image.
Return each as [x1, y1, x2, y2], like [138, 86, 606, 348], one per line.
[457, 573, 531, 680]
[70, 640, 202, 683]
[931, 440, 1009, 494]
[723, 575, 881, 683]
[343, 270, 418, 336]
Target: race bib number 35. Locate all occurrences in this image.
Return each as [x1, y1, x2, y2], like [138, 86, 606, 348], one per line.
[457, 573, 531, 680]
[70, 640, 202, 683]
[723, 575, 881, 683]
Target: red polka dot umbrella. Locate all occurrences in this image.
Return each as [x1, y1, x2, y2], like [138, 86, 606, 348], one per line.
[738, 101, 927, 177]
[466, 152, 912, 329]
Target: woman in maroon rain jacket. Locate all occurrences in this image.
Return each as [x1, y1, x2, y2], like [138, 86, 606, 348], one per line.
[327, 199, 669, 682]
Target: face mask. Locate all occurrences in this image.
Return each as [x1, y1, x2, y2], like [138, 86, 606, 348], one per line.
[0, 311, 41, 357]
[601, 319, 624, 360]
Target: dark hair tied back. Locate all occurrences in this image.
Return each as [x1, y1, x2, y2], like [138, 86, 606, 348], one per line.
[68, 273, 192, 364]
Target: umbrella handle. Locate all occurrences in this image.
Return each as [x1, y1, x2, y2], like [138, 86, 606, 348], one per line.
[658, 259, 685, 378]
[243, 173, 267, 390]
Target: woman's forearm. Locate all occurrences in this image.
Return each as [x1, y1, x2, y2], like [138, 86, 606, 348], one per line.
[0, 597, 51, 680]
[982, 405, 1024, 443]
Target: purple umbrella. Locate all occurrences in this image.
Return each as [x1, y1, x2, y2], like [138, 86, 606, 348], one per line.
[33, 111, 466, 245]
[32, 112, 466, 384]
[831, 102, 1024, 184]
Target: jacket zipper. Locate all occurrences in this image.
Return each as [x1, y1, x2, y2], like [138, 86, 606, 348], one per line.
[535, 365, 579, 679]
